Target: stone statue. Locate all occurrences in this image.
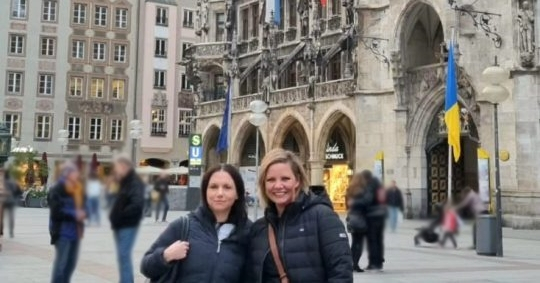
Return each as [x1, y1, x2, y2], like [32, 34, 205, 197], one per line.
[201, 0, 209, 33]
[518, 0, 535, 67]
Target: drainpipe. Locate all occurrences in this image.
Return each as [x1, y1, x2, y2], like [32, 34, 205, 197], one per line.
[131, 1, 142, 163]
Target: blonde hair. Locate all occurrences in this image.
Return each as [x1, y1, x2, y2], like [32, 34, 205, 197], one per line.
[258, 148, 310, 208]
[346, 172, 366, 200]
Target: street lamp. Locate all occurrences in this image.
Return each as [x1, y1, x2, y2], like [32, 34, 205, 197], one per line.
[129, 120, 143, 164]
[480, 59, 510, 257]
[249, 100, 268, 220]
[57, 129, 69, 160]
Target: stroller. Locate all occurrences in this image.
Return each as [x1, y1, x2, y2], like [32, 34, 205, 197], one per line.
[414, 204, 444, 246]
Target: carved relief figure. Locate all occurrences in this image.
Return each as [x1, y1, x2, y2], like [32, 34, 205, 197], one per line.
[518, 0, 535, 67]
[201, 0, 209, 33]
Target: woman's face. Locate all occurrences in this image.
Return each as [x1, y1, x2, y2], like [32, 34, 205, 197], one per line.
[206, 170, 238, 216]
[264, 162, 300, 208]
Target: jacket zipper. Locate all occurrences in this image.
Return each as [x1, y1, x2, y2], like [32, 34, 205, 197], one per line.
[258, 249, 271, 283]
[208, 227, 221, 282]
[279, 215, 287, 271]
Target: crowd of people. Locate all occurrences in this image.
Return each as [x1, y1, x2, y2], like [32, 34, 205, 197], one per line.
[0, 147, 490, 283]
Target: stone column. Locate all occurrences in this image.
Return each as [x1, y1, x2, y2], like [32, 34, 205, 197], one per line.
[536, 0, 540, 64]
[309, 160, 326, 186]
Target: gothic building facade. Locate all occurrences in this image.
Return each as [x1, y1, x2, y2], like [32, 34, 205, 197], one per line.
[186, 0, 540, 228]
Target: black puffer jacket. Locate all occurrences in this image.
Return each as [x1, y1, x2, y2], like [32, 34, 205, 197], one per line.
[246, 191, 353, 283]
[109, 169, 145, 230]
[141, 206, 251, 283]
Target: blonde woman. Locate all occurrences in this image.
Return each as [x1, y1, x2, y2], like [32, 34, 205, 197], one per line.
[246, 149, 353, 283]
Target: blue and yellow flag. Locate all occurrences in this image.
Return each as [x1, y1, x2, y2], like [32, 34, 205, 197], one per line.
[445, 42, 461, 162]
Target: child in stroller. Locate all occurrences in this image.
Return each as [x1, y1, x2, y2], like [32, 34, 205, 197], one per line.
[414, 204, 444, 246]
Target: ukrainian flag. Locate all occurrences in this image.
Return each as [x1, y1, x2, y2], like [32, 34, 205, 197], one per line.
[445, 42, 461, 162]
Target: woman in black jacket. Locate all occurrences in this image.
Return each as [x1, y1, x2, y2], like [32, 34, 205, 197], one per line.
[246, 149, 353, 283]
[345, 172, 369, 273]
[141, 164, 250, 283]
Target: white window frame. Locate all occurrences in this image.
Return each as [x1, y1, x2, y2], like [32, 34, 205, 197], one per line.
[72, 40, 85, 59]
[183, 9, 194, 28]
[89, 118, 103, 141]
[154, 70, 166, 89]
[115, 8, 128, 29]
[151, 108, 166, 134]
[181, 74, 192, 90]
[178, 108, 192, 137]
[42, 0, 57, 22]
[112, 79, 125, 99]
[4, 113, 21, 138]
[7, 72, 23, 94]
[93, 42, 106, 61]
[94, 6, 108, 27]
[155, 38, 167, 58]
[9, 34, 25, 55]
[91, 78, 105, 98]
[110, 119, 123, 141]
[114, 44, 127, 63]
[38, 74, 54, 96]
[67, 116, 81, 140]
[35, 115, 52, 139]
[11, 0, 27, 19]
[73, 3, 87, 24]
[41, 37, 56, 57]
[70, 77, 84, 97]
[156, 7, 168, 26]
[182, 42, 192, 59]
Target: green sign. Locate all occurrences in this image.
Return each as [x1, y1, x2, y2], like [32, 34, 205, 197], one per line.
[190, 134, 202, 147]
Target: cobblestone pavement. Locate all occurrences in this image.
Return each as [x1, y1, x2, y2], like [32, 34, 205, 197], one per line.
[1, 207, 540, 282]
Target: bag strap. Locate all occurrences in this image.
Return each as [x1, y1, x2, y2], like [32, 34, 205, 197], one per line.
[179, 215, 190, 241]
[268, 224, 289, 283]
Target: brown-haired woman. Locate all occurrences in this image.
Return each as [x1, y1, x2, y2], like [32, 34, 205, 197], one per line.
[346, 172, 368, 273]
[246, 149, 353, 282]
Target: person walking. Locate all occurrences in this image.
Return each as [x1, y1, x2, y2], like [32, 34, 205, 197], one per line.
[386, 180, 404, 233]
[1, 172, 22, 239]
[48, 162, 85, 283]
[154, 173, 170, 223]
[439, 204, 459, 249]
[346, 172, 369, 273]
[351, 170, 386, 271]
[141, 164, 251, 282]
[109, 155, 145, 283]
[246, 149, 353, 282]
[85, 172, 102, 226]
[456, 187, 488, 249]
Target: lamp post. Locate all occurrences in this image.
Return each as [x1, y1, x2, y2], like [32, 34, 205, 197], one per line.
[481, 59, 510, 257]
[249, 100, 268, 220]
[129, 120, 142, 164]
[57, 129, 69, 160]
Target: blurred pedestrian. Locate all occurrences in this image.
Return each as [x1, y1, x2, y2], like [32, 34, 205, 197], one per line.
[154, 173, 170, 222]
[386, 180, 404, 232]
[245, 149, 353, 282]
[48, 162, 85, 283]
[142, 175, 152, 218]
[439, 204, 459, 249]
[346, 172, 369, 273]
[1, 171, 22, 238]
[109, 155, 145, 283]
[456, 187, 488, 249]
[85, 172, 102, 226]
[141, 164, 251, 282]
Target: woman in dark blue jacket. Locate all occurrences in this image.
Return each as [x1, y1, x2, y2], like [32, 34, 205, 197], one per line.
[141, 164, 250, 283]
[246, 149, 353, 283]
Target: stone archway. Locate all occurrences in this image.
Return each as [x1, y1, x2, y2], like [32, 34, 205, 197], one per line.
[231, 117, 268, 166]
[238, 126, 266, 167]
[202, 124, 225, 170]
[271, 114, 310, 166]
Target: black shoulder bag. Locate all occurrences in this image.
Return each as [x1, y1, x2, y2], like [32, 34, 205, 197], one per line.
[148, 215, 190, 283]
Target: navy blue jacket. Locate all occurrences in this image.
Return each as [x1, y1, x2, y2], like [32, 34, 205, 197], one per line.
[48, 181, 83, 244]
[246, 192, 353, 283]
[109, 169, 145, 230]
[141, 206, 251, 283]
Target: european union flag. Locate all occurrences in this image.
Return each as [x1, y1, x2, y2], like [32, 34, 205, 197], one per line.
[216, 80, 232, 154]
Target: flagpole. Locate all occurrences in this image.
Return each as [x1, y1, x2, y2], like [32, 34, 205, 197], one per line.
[447, 27, 456, 204]
[226, 78, 233, 163]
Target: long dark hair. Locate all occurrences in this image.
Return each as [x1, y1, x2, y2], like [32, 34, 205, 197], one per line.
[200, 164, 247, 226]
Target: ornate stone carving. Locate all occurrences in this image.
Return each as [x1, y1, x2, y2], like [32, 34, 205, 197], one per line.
[518, 0, 536, 68]
[36, 100, 54, 111]
[4, 98, 23, 110]
[79, 101, 114, 114]
[249, 38, 259, 52]
[314, 79, 355, 99]
[194, 43, 228, 57]
[390, 51, 406, 108]
[200, 0, 209, 34]
[152, 92, 168, 107]
[328, 15, 341, 31]
[286, 28, 297, 42]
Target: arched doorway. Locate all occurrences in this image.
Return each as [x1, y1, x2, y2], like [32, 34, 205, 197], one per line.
[319, 113, 355, 212]
[203, 125, 226, 170]
[425, 106, 479, 216]
[141, 158, 170, 169]
[280, 121, 309, 168]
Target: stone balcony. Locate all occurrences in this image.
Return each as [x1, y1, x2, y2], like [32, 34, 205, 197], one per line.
[192, 42, 229, 58]
[197, 79, 355, 117]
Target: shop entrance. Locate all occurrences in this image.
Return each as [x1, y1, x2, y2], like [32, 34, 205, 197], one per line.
[323, 128, 351, 212]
